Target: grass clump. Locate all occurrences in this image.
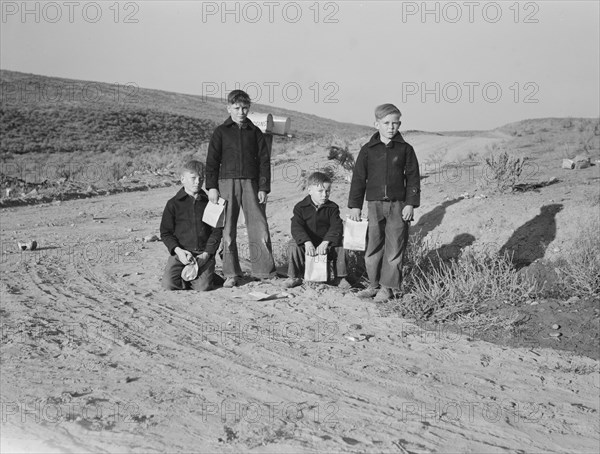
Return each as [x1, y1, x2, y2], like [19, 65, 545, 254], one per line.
[402, 247, 535, 323]
[555, 218, 600, 297]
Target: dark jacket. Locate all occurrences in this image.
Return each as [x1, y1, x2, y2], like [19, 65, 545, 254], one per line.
[291, 196, 343, 247]
[348, 132, 420, 209]
[160, 188, 223, 256]
[205, 117, 271, 193]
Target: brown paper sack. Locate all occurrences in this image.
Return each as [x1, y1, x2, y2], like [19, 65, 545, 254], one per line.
[304, 253, 328, 282]
[343, 218, 368, 251]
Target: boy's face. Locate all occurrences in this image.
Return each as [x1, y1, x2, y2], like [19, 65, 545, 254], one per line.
[181, 170, 202, 195]
[227, 102, 250, 124]
[375, 113, 401, 141]
[308, 182, 331, 206]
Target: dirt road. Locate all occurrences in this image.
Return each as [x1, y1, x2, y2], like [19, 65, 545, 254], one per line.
[1, 185, 598, 453]
[2, 132, 599, 452]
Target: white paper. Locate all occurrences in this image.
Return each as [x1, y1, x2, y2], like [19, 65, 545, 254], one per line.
[202, 197, 226, 228]
[304, 252, 328, 282]
[248, 292, 278, 301]
[343, 218, 369, 251]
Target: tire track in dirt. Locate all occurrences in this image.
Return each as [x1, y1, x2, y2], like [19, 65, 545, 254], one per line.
[3, 183, 599, 452]
[19, 250, 444, 450]
[5, 251, 383, 448]
[17, 266, 596, 448]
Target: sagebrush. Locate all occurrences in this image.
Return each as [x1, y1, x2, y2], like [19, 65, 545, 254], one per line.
[481, 148, 526, 192]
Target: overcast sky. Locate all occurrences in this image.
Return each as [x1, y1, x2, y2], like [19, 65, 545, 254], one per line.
[2, 1, 599, 131]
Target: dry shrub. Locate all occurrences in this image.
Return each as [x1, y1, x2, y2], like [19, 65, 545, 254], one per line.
[327, 145, 355, 171]
[401, 248, 536, 322]
[401, 231, 438, 291]
[481, 148, 526, 193]
[555, 218, 600, 297]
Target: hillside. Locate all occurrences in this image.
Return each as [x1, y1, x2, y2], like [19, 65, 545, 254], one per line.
[0, 70, 373, 156]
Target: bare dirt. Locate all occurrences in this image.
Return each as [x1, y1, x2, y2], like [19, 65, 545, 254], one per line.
[1, 131, 599, 453]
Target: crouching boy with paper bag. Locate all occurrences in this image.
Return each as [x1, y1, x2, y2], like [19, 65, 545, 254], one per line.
[160, 160, 223, 291]
[283, 172, 350, 289]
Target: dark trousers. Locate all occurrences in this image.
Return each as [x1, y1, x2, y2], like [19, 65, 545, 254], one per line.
[161, 254, 216, 291]
[365, 200, 410, 291]
[287, 241, 347, 280]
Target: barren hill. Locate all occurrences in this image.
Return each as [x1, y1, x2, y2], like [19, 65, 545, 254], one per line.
[0, 70, 373, 156]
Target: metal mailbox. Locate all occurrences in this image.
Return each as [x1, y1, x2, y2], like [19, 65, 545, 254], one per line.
[271, 116, 291, 136]
[247, 112, 292, 154]
[247, 113, 274, 134]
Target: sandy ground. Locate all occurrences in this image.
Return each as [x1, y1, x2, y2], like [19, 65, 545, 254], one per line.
[1, 132, 599, 453]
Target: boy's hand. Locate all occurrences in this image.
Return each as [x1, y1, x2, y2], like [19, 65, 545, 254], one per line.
[402, 205, 414, 222]
[349, 208, 362, 222]
[305, 241, 316, 256]
[174, 247, 193, 265]
[208, 188, 220, 204]
[196, 251, 210, 267]
[258, 191, 268, 204]
[316, 241, 329, 255]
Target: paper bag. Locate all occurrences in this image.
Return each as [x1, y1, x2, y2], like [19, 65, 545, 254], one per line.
[343, 218, 368, 251]
[304, 252, 328, 282]
[202, 197, 226, 228]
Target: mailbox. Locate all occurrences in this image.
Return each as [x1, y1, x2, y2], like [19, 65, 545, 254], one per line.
[247, 112, 292, 154]
[271, 116, 291, 135]
[248, 113, 291, 136]
[247, 113, 274, 134]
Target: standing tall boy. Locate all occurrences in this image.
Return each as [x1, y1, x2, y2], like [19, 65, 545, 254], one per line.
[205, 90, 276, 287]
[348, 104, 421, 302]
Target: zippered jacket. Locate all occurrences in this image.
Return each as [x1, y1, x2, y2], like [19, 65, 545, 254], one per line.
[348, 132, 420, 209]
[291, 196, 343, 247]
[205, 117, 271, 193]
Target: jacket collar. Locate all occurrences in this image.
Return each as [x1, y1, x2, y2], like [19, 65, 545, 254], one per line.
[299, 195, 334, 209]
[176, 187, 209, 202]
[366, 131, 406, 148]
[223, 116, 256, 130]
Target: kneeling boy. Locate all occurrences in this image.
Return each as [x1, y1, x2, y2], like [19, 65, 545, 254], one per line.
[160, 160, 223, 291]
[283, 172, 349, 289]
